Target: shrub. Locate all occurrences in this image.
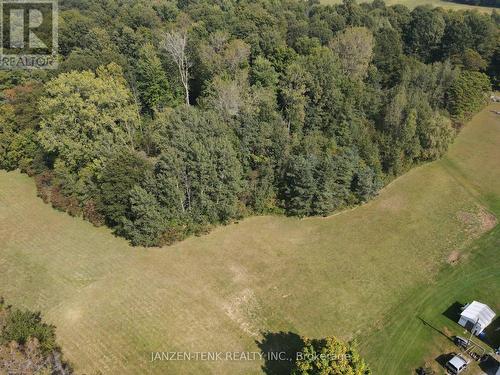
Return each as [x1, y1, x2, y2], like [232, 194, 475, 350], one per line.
[83, 200, 105, 226]
[50, 185, 80, 217]
[0, 309, 57, 354]
[34, 171, 54, 204]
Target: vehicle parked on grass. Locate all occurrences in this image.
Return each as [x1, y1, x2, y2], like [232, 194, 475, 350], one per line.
[445, 354, 470, 374]
[454, 336, 470, 349]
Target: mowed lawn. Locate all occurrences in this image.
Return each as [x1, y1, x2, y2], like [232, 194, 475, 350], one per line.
[321, 0, 497, 13]
[362, 104, 500, 374]
[0, 103, 499, 374]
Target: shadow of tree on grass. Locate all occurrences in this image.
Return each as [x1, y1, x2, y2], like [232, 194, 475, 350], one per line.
[256, 331, 304, 375]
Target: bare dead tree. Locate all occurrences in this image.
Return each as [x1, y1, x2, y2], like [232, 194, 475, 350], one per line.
[162, 29, 191, 105]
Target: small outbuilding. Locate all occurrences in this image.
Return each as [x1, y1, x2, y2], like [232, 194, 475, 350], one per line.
[458, 301, 496, 336]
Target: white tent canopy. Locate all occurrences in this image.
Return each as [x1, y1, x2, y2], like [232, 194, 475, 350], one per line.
[459, 301, 496, 335]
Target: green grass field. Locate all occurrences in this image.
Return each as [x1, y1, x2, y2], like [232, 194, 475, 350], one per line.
[362, 104, 500, 374]
[0, 103, 499, 374]
[321, 0, 497, 13]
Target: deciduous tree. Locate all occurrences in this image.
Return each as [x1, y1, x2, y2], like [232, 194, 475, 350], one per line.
[162, 15, 192, 105]
[292, 336, 371, 375]
[329, 26, 375, 79]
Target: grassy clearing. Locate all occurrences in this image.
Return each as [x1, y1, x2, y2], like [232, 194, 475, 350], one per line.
[361, 226, 500, 374]
[362, 104, 500, 374]
[321, 0, 497, 13]
[0, 103, 499, 374]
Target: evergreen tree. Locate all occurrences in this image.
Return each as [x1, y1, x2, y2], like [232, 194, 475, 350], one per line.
[122, 185, 167, 247]
[284, 154, 317, 217]
[448, 71, 491, 122]
[98, 149, 151, 229]
[136, 43, 173, 114]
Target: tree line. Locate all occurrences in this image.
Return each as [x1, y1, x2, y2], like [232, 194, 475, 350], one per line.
[0, 0, 498, 246]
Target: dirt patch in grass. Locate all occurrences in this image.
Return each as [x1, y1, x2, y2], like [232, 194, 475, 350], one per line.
[447, 250, 462, 265]
[457, 206, 497, 240]
[478, 208, 497, 233]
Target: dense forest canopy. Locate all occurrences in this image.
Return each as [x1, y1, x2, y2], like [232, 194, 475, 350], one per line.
[0, 0, 498, 246]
